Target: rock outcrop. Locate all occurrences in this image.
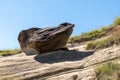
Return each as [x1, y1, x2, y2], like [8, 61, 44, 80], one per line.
[18, 22, 74, 55]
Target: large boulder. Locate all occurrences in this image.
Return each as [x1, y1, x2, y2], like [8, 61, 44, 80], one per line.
[18, 22, 74, 55]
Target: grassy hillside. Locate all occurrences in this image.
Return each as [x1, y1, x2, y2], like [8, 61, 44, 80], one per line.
[69, 25, 113, 43]
[86, 30, 120, 50]
[69, 17, 120, 50]
[69, 17, 120, 43]
[0, 49, 21, 56]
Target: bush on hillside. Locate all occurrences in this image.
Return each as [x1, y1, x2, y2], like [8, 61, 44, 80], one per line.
[113, 17, 120, 25]
[95, 62, 120, 80]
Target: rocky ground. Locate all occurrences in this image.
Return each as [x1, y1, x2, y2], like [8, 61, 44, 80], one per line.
[0, 44, 120, 80]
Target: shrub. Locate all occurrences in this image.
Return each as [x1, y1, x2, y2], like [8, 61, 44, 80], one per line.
[95, 62, 120, 80]
[86, 37, 111, 50]
[113, 17, 120, 25]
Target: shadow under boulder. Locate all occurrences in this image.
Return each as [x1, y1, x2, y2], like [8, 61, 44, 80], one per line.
[34, 50, 94, 63]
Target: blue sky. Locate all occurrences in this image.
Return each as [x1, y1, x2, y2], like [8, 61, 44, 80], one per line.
[0, 0, 120, 49]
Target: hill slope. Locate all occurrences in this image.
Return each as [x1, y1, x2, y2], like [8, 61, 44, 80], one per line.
[0, 17, 120, 80]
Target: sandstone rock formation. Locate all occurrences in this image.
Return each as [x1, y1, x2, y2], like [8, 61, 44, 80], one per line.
[18, 22, 74, 55]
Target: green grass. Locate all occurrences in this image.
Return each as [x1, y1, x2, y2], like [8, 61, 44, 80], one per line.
[0, 49, 21, 56]
[95, 62, 120, 80]
[113, 17, 120, 25]
[86, 30, 120, 50]
[69, 25, 113, 43]
[68, 36, 80, 43]
[86, 37, 111, 50]
[69, 17, 120, 43]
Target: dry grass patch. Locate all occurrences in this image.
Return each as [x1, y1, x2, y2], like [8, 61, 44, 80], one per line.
[95, 62, 120, 80]
[86, 30, 120, 50]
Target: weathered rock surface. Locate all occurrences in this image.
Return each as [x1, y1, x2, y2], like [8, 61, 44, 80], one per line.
[18, 22, 74, 55]
[0, 45, 120, 80]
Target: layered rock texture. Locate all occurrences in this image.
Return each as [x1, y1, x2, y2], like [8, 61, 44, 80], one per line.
[0, 44, 120, 80]
[18, 22, 74, 55]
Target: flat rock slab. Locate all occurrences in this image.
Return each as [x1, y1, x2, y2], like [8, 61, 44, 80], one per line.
[0, 45, 120, 80]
